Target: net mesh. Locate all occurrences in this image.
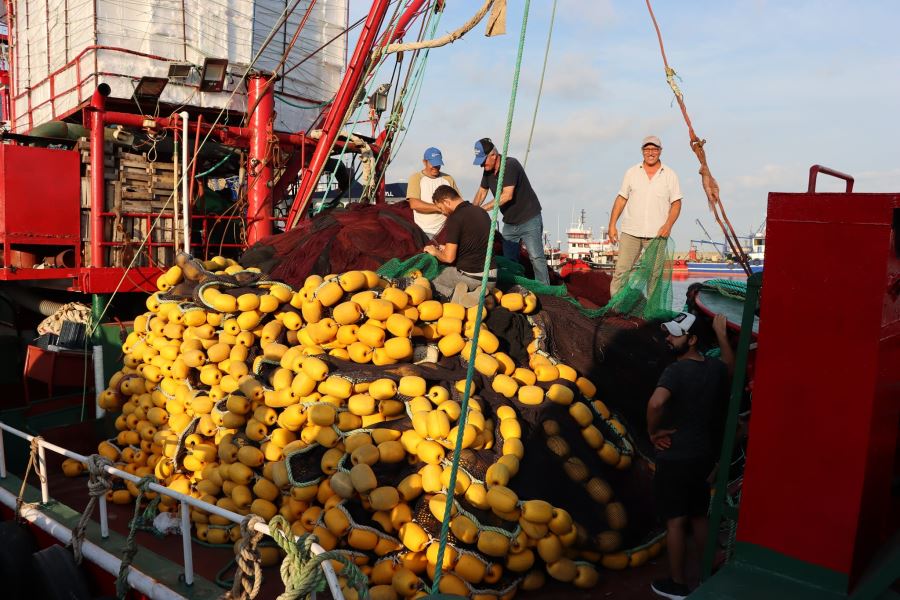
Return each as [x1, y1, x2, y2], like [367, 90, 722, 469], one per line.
[378, 237, 676, 321]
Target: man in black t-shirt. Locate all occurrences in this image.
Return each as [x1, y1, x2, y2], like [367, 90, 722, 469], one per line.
[472, 137, 549, 284]
[424, 185, 496, 306]
[647, 311, 734, 600]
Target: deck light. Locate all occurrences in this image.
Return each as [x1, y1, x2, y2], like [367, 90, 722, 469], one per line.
[199, 58, 229, 92]
[167, 62, 194, 81]
[132, 76, 168, 109]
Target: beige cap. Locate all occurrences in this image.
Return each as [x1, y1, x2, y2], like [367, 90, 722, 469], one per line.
[642, 135, 662, 148]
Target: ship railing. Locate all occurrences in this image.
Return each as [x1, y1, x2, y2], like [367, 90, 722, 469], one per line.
[0, 421, 345, 600]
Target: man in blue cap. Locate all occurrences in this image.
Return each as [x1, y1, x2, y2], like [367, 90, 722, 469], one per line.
[406, 147, 460, 239]
[472, 137, 549, 284]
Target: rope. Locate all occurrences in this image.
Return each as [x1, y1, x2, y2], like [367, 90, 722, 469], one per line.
[374, 0, 497, 60]
[643, 0, 751, 276]
[223, 515, 266, 600]
[430, 0, 532, 592]
[116, 476, 158, 600]
[523, 0, 558, 168]
[70, 454, 114, 565]
[266, 516, 368, 600]
[15, 437, 45, 522]
[275, 94, 335, 110]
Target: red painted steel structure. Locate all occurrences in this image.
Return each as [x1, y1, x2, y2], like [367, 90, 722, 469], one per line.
[285, 0, 392, 229]
[247, 75, 275, 243]
[87, 83, 110, 267]
[0, 2, 431, 293]
[736, 165, 900, 589]
[0, 143, 81, 269]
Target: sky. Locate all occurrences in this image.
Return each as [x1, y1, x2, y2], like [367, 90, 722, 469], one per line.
[347, 0, 900, 250]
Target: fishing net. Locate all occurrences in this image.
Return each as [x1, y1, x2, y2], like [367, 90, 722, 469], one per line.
[240, 203, 429, 288]
[599, 237, 676, 321]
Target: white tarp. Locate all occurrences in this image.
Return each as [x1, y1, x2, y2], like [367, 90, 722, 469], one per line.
[10, 0, 347, 132]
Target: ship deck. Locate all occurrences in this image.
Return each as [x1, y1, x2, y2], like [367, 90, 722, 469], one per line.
[0, 418, 684, 600]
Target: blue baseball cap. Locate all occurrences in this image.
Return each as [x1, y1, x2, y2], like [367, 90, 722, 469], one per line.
[473, 137, 495, 166]
[423, 147, 443, 167]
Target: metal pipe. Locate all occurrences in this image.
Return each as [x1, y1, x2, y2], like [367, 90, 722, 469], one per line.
[0, 487, 188, 600]
[180, 500, 194, 586]
[247, 75, 274, 243]
[0, 286, 65, 316]
[180, 112, 190, 253]
[0, 421, 344, 599]
[37, 442, 49, 503]
[93, 344, 105, 419]
[89, 84, 111, 267]
[100, 110, 309, 148]
[0, 427, 5, 478]
[173, 133, 180, 252]
[99, 493, 109, 538]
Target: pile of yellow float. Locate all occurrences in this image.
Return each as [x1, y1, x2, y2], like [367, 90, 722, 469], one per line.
[67, 254, 663, 600]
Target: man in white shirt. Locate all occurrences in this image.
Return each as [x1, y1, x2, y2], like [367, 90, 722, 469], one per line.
[608, 136, 683, 296]
[406, 147, 460, 239]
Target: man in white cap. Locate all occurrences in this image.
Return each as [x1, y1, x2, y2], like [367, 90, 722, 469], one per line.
[406, 147, 460, 239]
[647, 312, 733, 599]
[608, 135, 683, 296]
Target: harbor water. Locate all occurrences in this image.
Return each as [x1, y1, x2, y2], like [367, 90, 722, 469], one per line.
[670, 272, 748, 312]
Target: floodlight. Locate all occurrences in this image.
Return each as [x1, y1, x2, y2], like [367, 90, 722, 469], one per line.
[199, 58, 229, 93]
[167, 62, 194, 81]
[133, 76, 168, 101]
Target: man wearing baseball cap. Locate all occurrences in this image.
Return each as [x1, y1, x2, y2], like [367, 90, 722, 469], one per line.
[471, 137, 550, 284]
[647, 312, 733, 599]
[608, 135, 683, 296]
[406, 147, 460, 239]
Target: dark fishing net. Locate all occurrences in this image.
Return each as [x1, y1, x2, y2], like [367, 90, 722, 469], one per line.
[240, 203, 429, 288]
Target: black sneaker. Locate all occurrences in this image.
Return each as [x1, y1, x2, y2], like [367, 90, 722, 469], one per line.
[651, 578, 691, 600]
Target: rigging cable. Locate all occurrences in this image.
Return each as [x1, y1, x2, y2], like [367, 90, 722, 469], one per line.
[644, 0, 751, 275]
[430, 0, 532, 590]
[523, 0, 557, 168]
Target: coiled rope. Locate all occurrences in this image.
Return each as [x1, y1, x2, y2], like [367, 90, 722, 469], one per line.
[15, 437, 45, 522]
[430, 0, 532, 592]
[116, 476, 160, 600]
[266, 515, 367, 600]
[69, 454, 114, 565]
[223, 515, 267, 600]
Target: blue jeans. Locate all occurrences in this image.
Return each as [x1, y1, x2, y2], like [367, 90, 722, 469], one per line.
[502, 214, 549, 284]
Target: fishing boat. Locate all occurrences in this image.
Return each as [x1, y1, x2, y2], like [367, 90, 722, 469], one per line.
[686, 227, 765, 274]
[0, 1, 895, 599]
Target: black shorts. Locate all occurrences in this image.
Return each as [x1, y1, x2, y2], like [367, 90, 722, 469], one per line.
[654, 457, 713, 520]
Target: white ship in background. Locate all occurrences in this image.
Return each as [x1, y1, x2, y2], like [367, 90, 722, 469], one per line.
[565, 210, 617, 269]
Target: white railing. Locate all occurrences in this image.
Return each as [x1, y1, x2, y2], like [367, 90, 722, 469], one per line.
[0, 421, 344, 600]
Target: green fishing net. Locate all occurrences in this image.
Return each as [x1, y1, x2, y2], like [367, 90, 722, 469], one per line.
[377, 236, 676, 321]
[599, 237, 676, 321]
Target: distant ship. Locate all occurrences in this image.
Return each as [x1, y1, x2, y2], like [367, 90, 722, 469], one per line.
[545, 210, 618, 275]
[682, 221, 765, 274]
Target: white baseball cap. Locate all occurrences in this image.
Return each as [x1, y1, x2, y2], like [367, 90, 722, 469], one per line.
[661, 312, 696, 336]
[642, 135, 662, 148]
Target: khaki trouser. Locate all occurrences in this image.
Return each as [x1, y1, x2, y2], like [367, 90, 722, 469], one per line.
[610, 232, 653, 296]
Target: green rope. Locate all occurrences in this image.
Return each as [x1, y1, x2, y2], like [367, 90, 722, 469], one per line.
[275, 94, 335, 109]
[196, 151, 238, 178]
[266, 515, 368, 600]
[523, 0, 558, 168]
[117, 476, 159, 599]
[430, 0, 533, 592]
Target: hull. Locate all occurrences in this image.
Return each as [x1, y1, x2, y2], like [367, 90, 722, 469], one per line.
[687, 261, 764, 274]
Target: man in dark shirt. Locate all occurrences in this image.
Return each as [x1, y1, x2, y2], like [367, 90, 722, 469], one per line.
[471, 137, 550, 284]
[647, 312, 734, 600]
[424, 185, 496, 306]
